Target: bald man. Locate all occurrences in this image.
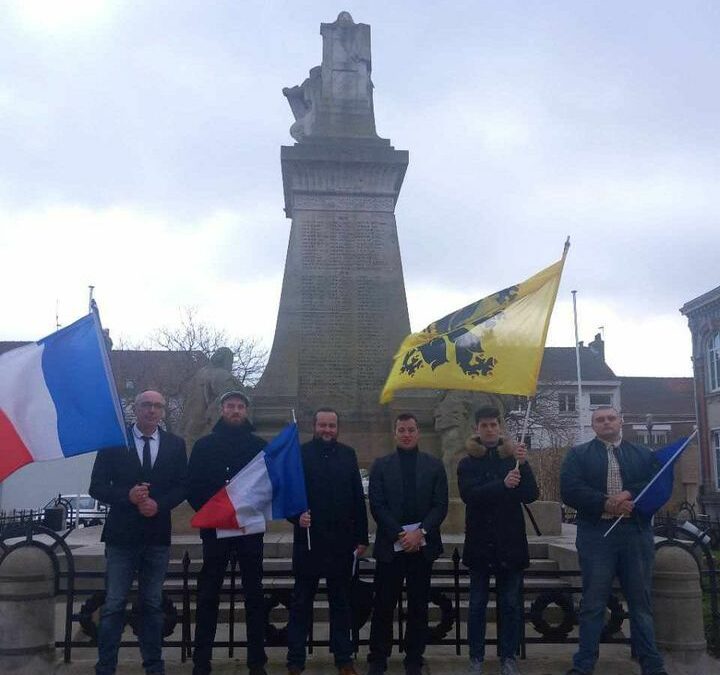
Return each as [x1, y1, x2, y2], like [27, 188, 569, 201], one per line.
[90, 390, 187, 675]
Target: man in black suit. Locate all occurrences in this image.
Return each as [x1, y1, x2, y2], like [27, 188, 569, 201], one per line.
[90, 389, 187, 675]
[367, 413, 448, 675]
[187, 391, 268, 675]
[286, 407, 368, 675]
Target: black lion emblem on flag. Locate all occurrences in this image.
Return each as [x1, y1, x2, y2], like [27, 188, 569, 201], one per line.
[399, 312, 501, 379]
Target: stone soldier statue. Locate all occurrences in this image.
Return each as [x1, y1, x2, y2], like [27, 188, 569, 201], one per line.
[282, 11, 377, 141]
[434, 390, 507, 496]
[179, 347, 243, 450]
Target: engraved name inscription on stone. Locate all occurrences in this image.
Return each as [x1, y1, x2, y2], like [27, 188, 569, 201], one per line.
[299, 215, 394, 270]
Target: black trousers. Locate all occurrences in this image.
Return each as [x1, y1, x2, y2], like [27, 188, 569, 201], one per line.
[286, 572, 354, 669]
[193, 534, 266, 671]
[368, 552, 433, 668]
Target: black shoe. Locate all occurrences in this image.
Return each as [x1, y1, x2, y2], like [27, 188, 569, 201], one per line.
[192, 666, 211, 675]
[249, 668, 267, 675]
[367, 661, 386, 675]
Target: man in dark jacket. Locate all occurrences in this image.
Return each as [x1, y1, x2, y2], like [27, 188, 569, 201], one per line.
[187, 391, 268, 675]
[367, 413, 448, 675]
[560, 407, 667, 675]
[286, 407, 368, 675]
[457, 405, 538, 675]
[90, 389, 187, 675]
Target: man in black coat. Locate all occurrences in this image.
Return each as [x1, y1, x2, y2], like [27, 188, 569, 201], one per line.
[286, 407, 369, 675]
[187, 391, 268, 675]
[457, 405, 538, 675]
[560, 406, 667, 675]
[367, 413, 448, 675]
[90, 389, 187, 675]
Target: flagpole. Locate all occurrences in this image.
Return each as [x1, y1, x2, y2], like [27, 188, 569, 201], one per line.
[293, 408, 311, 551]
[603, 429, 698, 537]
[515, 400, 533, 470]
[572, 290, 584, 443]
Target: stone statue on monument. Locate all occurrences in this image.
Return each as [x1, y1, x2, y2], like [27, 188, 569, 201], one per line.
[282, 11, 377, 141]
[434, 390, 507, 495]
[178, 347, 242, 449]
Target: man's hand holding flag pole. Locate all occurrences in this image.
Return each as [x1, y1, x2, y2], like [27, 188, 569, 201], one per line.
[603, 429, 699, 537]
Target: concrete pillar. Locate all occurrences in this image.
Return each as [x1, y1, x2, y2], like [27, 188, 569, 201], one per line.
[0, 546, 56, 674]
[652, 544, 707, 668]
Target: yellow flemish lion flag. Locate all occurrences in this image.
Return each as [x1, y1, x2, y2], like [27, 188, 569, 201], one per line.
[380, 241, 569, 404]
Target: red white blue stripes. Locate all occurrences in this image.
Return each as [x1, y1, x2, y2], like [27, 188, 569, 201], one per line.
[0, 311, 127, 481]
[191, 423, 307, 535]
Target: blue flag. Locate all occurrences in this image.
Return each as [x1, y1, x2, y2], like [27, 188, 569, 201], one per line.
[634, 436, 691, 518]
[265, 422, 308, 519]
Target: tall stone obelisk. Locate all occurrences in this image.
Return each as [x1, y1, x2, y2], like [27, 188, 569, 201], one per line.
[254, 12, 411, 459]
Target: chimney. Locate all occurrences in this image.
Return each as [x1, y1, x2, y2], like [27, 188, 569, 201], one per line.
[589, 332, 605, 361]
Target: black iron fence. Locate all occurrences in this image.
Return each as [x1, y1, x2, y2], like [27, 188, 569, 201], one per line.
[1, 523, 633, 664]
[1, 521, 718, 664]
[0, 508, 46, 533]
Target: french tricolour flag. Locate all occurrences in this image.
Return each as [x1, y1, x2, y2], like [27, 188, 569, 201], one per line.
[191, 422, 307, 536]
[0, 310, 127, 482]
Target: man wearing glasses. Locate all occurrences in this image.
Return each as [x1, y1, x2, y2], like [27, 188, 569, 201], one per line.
[90, 390, 188, 675]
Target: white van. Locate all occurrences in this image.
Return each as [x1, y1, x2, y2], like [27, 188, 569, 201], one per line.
[44, 494, 108, 528]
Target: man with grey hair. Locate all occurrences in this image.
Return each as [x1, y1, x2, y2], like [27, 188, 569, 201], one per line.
[560, 406, 667, 675]
[90, 390, 188, 675]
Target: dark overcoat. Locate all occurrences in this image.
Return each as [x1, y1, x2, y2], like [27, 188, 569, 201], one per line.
[457, 436, 538, 572]
[290, 438, 369, 577]
[187, 418, 267, 541]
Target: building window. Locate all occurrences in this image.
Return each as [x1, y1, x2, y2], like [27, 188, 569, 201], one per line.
[635, 430, 669, 447]
[558, 393, 576, 413]
[589, 393, 613, 407]
[708, 332, 720, 392]
[714, 430, 720, 490]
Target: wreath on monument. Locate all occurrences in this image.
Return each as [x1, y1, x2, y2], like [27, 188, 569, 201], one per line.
[127, 592, 178, 638]
[529, 590, 576, 639]
[425, 589, 455, 642]
[600, 593, 626, 639]
[79, 590, 178, 642]
[264, 588, 293, 646]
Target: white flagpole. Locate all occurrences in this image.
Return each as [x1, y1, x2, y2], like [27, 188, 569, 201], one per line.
[515, 400, 533, 470]
[603, 429, 698, 537]
[572, 290, 584, 443]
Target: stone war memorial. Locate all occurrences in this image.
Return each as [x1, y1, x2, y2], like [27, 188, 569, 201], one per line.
[0, 11, 716, 675]
[253, 11, 421, 463]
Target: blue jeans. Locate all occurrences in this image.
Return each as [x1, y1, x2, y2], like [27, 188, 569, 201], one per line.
[96, 544, 170, 675]
[287, 572, 354, 669]
[467, 567, 523, 662]
[573, 520, 664, 675]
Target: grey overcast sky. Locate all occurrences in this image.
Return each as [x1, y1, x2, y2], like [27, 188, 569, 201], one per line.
[1, 1, 718, 377]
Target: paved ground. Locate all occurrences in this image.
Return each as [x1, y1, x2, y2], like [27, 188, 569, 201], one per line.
[54, 644, 644, 675]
